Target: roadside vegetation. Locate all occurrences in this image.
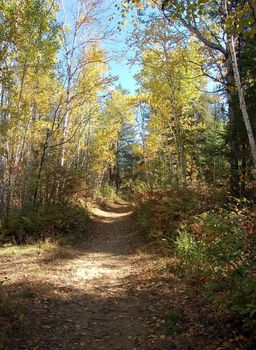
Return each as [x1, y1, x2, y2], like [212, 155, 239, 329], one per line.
[0, 0, 256, 348]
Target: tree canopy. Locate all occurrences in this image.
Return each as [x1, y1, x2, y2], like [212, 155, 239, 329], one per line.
[0, 1, 256, 347]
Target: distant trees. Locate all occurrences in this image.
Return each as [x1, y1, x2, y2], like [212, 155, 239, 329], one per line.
[122, 0, 256, 196]
[0, 0, 112, 214]
[90, 88, 135, 193]
[126, 18, 225, 190]
[0, 0, 256, 224]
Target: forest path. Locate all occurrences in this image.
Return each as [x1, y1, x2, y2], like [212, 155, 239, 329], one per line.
[1, 201, 174, 350]
[1, 201, 232, 350]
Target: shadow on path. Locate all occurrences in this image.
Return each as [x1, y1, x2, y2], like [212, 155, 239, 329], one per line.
[1, 201, 162, 350]
[0, 201, 233, 350]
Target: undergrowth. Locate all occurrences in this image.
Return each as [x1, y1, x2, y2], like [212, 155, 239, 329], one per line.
[0, 203, 90, 245]
[134, 185, 256, 346]
[0, 202, 91, 349]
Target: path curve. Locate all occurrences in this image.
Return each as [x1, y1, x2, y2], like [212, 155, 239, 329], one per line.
[1, 201, 159, 350]
[1, 201, 248, 350]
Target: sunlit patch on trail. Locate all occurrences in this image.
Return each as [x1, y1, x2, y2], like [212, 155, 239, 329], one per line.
[91, 207, 133, 219]
[0, 202, 157, 349]
[75, 265, 115, 279]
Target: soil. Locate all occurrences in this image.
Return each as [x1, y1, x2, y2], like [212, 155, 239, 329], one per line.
[0, 201, 249, 349]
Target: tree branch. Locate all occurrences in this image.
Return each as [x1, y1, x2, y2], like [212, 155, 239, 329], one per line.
[161, 2, 227, 56]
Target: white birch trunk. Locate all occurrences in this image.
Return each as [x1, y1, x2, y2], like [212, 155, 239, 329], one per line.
[229, 35, 256, 167]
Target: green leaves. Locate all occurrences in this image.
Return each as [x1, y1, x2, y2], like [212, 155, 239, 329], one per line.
[175, 227, 206, 265]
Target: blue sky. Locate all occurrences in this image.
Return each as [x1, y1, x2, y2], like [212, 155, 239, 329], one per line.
[103, 30, 139, 93]
[60, 0, 138, 93]
[109, 61, 138, 93]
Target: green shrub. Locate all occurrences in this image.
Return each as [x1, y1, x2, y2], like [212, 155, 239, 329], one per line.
[0, 204, 90, 244]
[175, 227, 206, 265]
[164, 309, 184, 335]
[135, 187, 256, 340]
[134, 202, 152, 233]
[178, 208, 256, 338]
[134, 184, 227, 242]
[99, 184, 118, 200]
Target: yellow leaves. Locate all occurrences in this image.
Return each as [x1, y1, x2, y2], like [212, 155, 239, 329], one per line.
[224, 3, 255, 34]
[129, 0, 157, 8]
[63, 23, 71, 32]
[106, 89, 135, 127]
[132, 144, 143, 157]
[98, 127, 118, 144]
[18, 313, 25, 321]
[249, 27, 256, 39]
[89, 87, 136, 177]
[78, 45, 108, 95]
[131, 93, 149, 107]
[135, 33, 210, 175]
[145, 132, 163, 159]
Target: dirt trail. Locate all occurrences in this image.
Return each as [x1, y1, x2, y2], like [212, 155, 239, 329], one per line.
[1, 201, 237, 350]
[0, 201, 165, 350]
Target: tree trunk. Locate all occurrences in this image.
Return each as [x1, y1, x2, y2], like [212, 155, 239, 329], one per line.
[241, 143, 247, 197]
[226, 55, 240, 196]
[228, 35, 256, 167]
[169, 77, 187, 186]
[33, 130, 49, 208]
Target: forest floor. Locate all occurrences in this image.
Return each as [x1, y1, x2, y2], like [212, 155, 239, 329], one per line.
[0, 201, 247, 350]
